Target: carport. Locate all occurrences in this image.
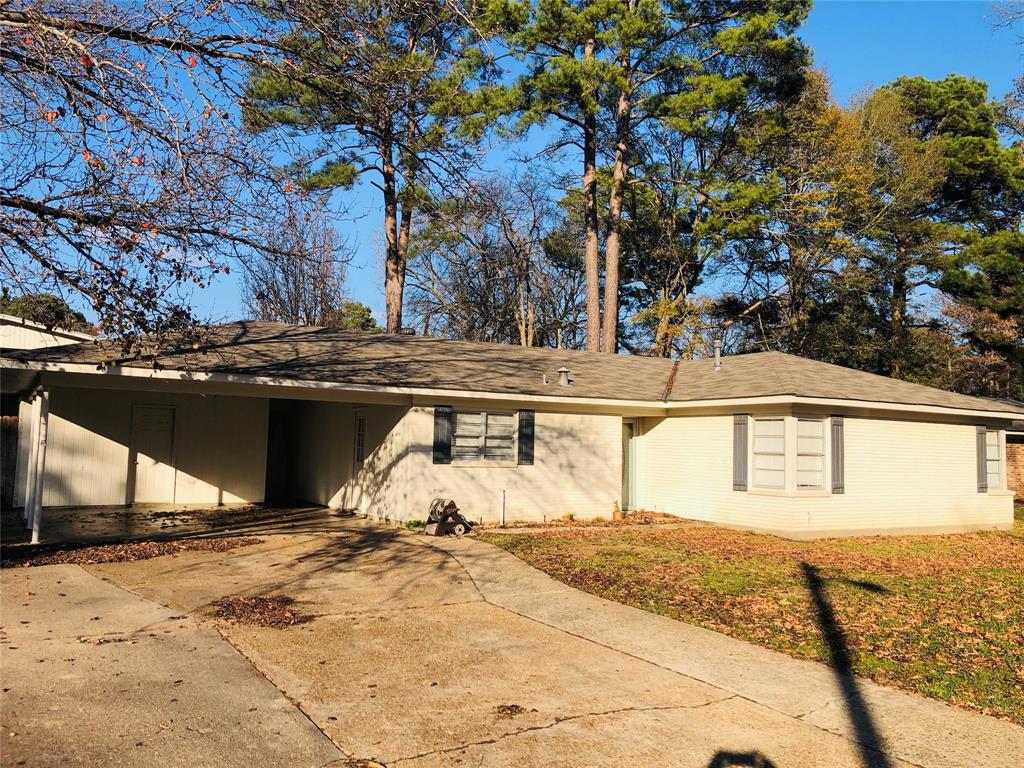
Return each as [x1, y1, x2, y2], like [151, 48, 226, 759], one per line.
[2, 365, 409, 544]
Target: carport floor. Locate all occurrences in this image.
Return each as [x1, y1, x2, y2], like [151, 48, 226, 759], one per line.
[3, 521, 1021, 767]
[0, 503, 352, 546]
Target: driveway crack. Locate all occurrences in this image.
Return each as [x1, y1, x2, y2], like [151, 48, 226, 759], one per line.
[389, 696, 738, 764]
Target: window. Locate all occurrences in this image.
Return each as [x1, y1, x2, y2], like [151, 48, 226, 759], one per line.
[452, 411, 515, 463]
[986, 429, 1003, 490]
[353, 412, 366, 465]
[752, 418, 786, 489]
[796, 418, 825, 489]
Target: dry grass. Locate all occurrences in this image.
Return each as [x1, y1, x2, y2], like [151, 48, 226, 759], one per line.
[481, 512, 1024, 724]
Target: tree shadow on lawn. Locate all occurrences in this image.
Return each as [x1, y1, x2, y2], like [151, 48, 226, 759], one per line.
[707, 566, 895, 768]
[801, 562, 894, 768]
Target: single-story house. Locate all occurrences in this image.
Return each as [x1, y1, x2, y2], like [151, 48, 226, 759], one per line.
[1, 321, 1019, 541]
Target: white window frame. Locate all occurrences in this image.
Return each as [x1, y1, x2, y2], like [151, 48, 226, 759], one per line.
[751, 417, 787, 490]
[452, 410, 517, 465]
[986, 428, 1005, 491]
[795, 417, 827, 490]
[748, 414, 832, 495]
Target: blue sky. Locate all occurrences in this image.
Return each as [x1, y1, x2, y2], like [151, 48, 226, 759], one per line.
[196, 0, 1024, 325]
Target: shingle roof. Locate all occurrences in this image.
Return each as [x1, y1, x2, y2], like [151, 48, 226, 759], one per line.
[4, 321, 1020, 415]
[4, 321, 678, 401]
[667, 352, 1023, 413]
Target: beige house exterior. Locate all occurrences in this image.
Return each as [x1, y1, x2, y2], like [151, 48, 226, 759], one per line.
[2, 321, 1019, 542]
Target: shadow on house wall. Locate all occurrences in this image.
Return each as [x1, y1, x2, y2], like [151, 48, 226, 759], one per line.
[27, 386, 268, 509]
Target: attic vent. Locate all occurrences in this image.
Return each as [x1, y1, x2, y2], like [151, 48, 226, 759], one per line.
[557, 367, 571, 387]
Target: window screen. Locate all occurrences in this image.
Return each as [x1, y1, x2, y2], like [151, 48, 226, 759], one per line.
[453, 412, 515, 462]
[752, 418, 786, 489]
[986, 429, 1002, 490]
[796, 418, 825, 489]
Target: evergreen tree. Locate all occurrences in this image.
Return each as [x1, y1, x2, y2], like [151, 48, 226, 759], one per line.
[243, 1, 485, 333]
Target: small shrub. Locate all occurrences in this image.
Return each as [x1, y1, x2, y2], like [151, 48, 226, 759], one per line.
[565, 512, 575, 521]
[405, 519, 425, 530]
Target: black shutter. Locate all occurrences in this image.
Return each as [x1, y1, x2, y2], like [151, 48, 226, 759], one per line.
[976, 425, 988, 493]
[432, 406, 453, 464]
[518, 410, 535, 466]
[733, 415, 748, 491]
[830, 416, 845, 494]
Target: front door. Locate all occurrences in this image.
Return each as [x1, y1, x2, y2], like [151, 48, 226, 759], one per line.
[622, 419, 637, 511]
[130, 405, 176, 503]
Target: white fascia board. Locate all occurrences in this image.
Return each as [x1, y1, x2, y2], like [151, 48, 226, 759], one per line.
[663, 394, 1024, 422]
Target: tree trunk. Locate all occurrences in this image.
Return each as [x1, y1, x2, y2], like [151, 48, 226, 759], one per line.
[602, 83, 631, 354]
[890, 271, 907, 377]
[653, 289, 671, 358]
[582, 37, 601, 352]
[382, 129, 404, 334]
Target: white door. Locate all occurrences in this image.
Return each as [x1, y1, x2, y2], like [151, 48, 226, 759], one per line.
[131, 406, 176, 503]
[622, 419, 637, 511]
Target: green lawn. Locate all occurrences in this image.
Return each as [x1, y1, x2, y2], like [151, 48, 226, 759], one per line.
[481, 508, 1024, 724]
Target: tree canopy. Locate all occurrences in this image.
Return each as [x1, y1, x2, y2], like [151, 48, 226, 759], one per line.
[3, 1, 1021, 397]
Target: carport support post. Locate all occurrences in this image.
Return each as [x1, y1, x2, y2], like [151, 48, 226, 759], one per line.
[23, 392, 41, 527]
[29, 390, 49, 544]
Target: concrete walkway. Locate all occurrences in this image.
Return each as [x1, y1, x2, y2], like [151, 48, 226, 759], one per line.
[425, 532, 1024, 768]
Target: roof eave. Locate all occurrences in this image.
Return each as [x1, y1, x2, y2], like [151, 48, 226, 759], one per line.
[4, 358, 1021, 421]
[664, 394, 1024, 421]
[0, 358, 672, 411]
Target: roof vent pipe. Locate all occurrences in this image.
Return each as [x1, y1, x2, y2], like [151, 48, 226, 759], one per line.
[557, 367, 571, 386]
[713, 337, 722, 370]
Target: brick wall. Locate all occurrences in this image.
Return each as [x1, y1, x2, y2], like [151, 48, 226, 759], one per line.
[1008, 440, 1024, 494]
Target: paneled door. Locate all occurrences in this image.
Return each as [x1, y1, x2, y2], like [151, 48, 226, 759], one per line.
[130, 405, 176, 503]
[622, 419, 637, 511]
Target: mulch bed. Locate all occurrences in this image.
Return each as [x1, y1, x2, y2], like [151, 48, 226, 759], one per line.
[1, 536, 263, 568]
[209, 595, 316, 629]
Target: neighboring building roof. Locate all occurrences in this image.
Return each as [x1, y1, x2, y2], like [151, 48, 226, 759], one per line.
[3, 321, 1022, 416]
[0, 313, 95, 351]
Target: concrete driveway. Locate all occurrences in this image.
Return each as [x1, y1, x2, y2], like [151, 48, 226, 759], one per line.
[2, 518, 1021, 767]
